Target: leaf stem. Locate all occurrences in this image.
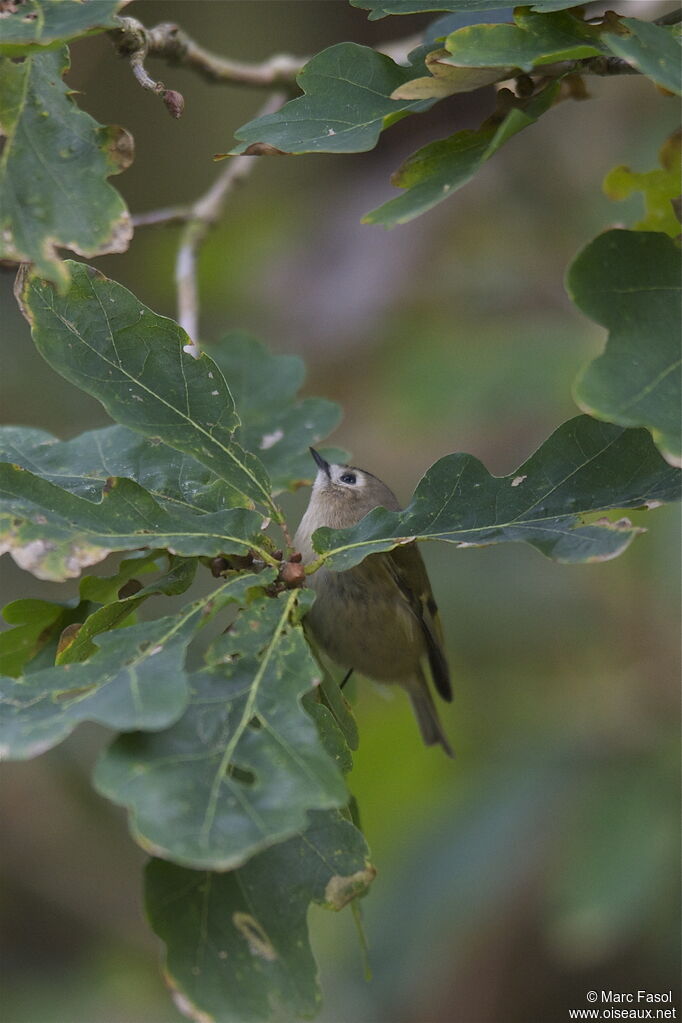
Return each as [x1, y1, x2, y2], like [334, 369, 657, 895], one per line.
[275, 509, 295, 556]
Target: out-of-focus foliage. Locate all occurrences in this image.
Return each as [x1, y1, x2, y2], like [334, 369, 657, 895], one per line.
[569, 230, 681, 466]
[603, 130, 682, 237]
[146, 810, 374, 1023]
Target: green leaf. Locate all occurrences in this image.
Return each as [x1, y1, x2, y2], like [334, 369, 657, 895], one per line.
[392, 48, 512, 100]
[0, 425, 246, 515]
[546, 759, 678, 955]
[442, 9, 605, 71]
[145, 810, 375, 1023]
[0, 571, 270, 760]
[568, 231, 682, 468]
[0, 597, 72, 676]
[78, 551, 164, 605]
[351, 1, 586, 20]
[0, 0, 125, 55]
[309, 416, 681, 571]
[206, 333, 345, 493]
[0, 49, 131, 289]
[57, 556, 198, 665]
[0, 464, 268, 581]
[94, 591, 348, 869]
[365, 81, 559, 226]
[0, 333, 344, 506]
[603, 131, 682, 238]
[318, 669, 359, 752]
[603, 19, 682, 97]
[18, 263, 277, 514]
[232, 43, 432, 156]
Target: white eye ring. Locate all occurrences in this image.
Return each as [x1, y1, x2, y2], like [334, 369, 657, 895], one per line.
[339, 472, 357, 485]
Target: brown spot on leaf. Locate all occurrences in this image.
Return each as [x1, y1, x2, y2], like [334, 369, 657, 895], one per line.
[232, 912, 278, 961]
[56, 623, 82, 658]
[54, 683, 97, 702]
[105, 126, 135, 173]
[210, 556, 230, 577]
[164, 972, 214, 1023]
[240, 142, 289, 157]
[13, 262, 34, 324]
[324, 864, 377, 910]
[118, 578, 143, 599]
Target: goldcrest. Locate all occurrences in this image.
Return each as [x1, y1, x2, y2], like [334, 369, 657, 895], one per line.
[294, 449, 453, 757]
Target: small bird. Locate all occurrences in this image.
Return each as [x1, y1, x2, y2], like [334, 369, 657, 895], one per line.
[294, 448, 453, 757]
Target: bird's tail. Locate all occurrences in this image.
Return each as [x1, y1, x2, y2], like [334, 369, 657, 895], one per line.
[406, 672, 454, 758]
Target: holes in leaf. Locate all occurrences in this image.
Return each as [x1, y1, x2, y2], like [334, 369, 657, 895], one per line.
[226, 763, 255, 786]
[248, 716, 262, 730]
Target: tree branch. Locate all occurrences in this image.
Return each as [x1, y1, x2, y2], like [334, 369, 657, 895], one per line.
[174, 92, 286, 356]
[111, 18, 186, 117]
[145, 21, 305, 87]
[131, 206, 191, 228]
[111, 17, 304, 115]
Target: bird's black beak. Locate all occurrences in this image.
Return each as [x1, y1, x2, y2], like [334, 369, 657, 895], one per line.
[309, 447, 331, 477]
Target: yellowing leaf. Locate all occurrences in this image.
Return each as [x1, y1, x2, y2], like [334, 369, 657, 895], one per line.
[603, 130, 682, 238]
[391, 48, 512, 100]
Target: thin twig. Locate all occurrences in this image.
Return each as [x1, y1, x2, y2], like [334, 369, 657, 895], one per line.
[146, 21, 305, 87]
[131, 205, 191, 228]
[111, 18, 185, 117]
[175, 92, 286, 354]
[110, 17, 428, 107]
[111, 17, 303, 113]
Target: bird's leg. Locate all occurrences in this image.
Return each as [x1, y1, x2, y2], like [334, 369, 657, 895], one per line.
[340, 668, 354, 690]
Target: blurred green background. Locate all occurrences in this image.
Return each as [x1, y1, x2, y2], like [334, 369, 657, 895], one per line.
[1, 2, 680, 1022]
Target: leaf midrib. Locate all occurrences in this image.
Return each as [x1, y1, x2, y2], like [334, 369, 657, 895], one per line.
[32, 279, 274, 513]
[199, 591, 298, 847]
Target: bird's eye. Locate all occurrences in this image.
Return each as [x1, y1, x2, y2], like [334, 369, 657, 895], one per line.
[339, 472, 357, 485]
